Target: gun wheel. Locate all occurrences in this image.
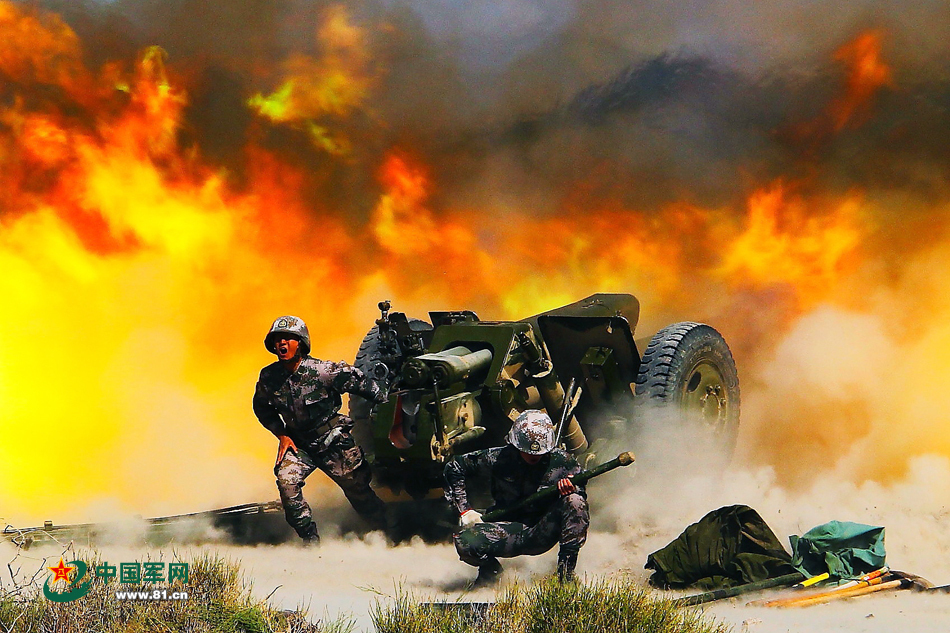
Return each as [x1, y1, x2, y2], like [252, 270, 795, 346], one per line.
[350, 318, 430, 455]
[635, 322, 740, 463]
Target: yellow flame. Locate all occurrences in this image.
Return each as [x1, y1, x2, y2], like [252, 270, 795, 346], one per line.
[717, 182, 863, 305]
[247, 5, 374, 155]
[2, 1, 950, 525]
[0, 9, 362, 522]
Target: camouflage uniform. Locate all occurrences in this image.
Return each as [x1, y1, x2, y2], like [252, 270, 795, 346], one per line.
[253, 356, 387, 539]
[444, 444, 589, 572]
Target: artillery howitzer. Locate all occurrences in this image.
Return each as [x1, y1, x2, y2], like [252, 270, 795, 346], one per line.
[4, 294, 738, 547]
[350, 293, 740, 501]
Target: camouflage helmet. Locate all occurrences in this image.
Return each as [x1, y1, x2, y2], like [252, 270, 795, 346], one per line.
[264, 315, 311, 355]
[507, 409, 556, 455]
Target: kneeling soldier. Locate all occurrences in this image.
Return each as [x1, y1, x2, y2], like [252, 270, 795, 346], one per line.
[443, 410, 589, 586]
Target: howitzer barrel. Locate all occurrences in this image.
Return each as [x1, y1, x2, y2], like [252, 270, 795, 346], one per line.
[481, 451, 634, 522]
[431, 349, 493, 386]
[402, 346, 493, 388]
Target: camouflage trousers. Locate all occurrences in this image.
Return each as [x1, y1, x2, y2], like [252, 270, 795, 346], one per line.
[275, 430, 386, 539]
[454, 492, 589, 566]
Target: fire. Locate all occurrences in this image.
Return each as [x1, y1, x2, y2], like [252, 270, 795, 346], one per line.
[782, 30, 893, 149]
[367, 153, 702, 319]
[247, 5, 374, 155]
[113, 46, 186, 155]
[0, 2, 362, 523]
[369, 151, 502, 306]
[0, 3, 89, 99]
[0, 0, 948, 524]
[830, 30, 893, 131]
[717, 181, 863, 307]
[19, 115, 71, 166]
[372, 152, 438, 254]
[489, 204, 702, 321]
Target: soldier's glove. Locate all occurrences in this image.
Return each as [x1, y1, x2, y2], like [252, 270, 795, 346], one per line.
[459, 509, 483, 528]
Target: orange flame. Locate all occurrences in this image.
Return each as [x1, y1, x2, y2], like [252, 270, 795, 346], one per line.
[830, 30, 893, 131]
[0, 1, 948, 524]
[369, 152, 502, 307]
[782, 30, 893, 148]
[367, 152, 707, 319]
[0, 2, 363, 522]
[718, 181, 864, 306]
[0, 2, 90, 100]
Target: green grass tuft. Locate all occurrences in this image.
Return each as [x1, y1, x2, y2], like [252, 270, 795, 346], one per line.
[373, 577, 732, 633]
[0, 550, 353, 633]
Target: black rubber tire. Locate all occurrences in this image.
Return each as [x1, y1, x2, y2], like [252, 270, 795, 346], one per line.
[634, 322, 740, 462]
[349, 319, 430, 452]
[350, 324, 387, 426]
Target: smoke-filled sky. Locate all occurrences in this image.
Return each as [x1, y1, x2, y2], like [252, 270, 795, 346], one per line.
[2, 0, 950, 526]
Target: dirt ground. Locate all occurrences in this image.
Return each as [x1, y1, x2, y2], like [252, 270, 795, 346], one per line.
[5, 458, 948, 632]
[9, 519, 946, 633]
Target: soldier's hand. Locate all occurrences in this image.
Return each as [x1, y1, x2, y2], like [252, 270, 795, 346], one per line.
[557, 477, 576, 496]
[460, 509, 483, 527]
[276, 435, 298, 467]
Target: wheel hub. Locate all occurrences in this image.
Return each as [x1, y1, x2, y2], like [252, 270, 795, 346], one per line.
[682, 361, 729, 433]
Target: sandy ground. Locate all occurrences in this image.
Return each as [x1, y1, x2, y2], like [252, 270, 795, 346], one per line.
[703, 592, 950, 633]
[5, 526, 947, 633]
[238, 535, 950, 633]
[4, 458, 949, 631]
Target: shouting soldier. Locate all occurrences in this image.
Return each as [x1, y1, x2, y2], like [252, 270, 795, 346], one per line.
[443, 409, 589, 586]
[253, 315, 388, 544]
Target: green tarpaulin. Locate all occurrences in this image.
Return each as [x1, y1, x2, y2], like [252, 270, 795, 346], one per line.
[645, 505, 796, 590]
[646, 508, 888, 591]
[789, 520, 886, 579]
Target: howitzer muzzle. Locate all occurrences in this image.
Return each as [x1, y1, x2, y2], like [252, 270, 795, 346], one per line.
[401, 358, 431, 387]
[402, 346, 493, 388]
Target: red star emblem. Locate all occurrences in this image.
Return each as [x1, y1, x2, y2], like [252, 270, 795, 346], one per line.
[48, 558, 72, 583]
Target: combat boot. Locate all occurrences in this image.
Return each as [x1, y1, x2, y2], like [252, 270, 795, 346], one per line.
[471, 557, 503, 589]
[299, 523, 320, 547]
[556, 547, 579, 583]
[364, 506, 389, 534]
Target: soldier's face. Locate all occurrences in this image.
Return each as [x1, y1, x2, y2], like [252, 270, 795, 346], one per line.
[519, 451, 543, 465]
[274, 335, 300, 361]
